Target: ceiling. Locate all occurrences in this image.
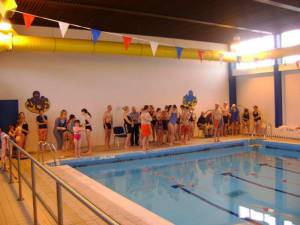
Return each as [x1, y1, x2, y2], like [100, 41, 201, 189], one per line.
[10, 0, 300, 44]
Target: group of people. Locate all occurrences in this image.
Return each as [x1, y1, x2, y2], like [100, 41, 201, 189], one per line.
[198, 103, 263, 142]
[0, 102, 264, 162]
[103, 103, 264, 150]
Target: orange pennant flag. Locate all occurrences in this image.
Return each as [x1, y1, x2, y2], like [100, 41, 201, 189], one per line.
[123, 36, 132, 50]
[23, 13, 35, 29]
[197, 50, 205, 62]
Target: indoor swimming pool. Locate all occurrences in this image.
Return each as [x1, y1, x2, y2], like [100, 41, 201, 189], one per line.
[68, 142, 300, 225]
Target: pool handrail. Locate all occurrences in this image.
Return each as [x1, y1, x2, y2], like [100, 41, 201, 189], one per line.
[7, 138, 120, 225]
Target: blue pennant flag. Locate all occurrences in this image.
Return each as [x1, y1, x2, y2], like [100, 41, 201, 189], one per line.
[91, 29, 101, 44]
[176, 47, 183, 59]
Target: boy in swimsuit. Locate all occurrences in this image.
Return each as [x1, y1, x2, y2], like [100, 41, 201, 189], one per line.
[103, 105, 113, 150]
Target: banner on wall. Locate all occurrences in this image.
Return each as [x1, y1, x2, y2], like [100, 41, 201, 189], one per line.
[25, 91, 50, 114]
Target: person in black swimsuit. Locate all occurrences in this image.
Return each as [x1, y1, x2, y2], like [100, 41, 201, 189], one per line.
[81, 108, 93, 154]
[241, 108, 250, 134]
[253, 105, 262, 135]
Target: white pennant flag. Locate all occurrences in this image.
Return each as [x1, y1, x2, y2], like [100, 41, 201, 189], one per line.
[58, 21, 69, 38]
[150, 41, 159, 56]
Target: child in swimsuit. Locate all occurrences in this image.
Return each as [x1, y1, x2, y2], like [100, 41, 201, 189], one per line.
[168, 105, 178, 146]
[253, 105, 262, 136]
[242, 108, 250, 134]
[155, 108, 164, 145]
[73, 120, 82, 158]
[81, 108, 93, 154]
[180, 106, 190, 144]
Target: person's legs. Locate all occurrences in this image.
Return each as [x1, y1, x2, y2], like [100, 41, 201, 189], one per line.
[54, 132, 63, 150]
[135, 124, 140, 146]
[86, 129, 92, 153]
[131, 126, 135, 146]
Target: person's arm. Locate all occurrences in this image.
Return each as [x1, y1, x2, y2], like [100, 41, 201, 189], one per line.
[55, 119, 65, 131]
[124, 114, 133, 124]
[44, 116, 48, 125]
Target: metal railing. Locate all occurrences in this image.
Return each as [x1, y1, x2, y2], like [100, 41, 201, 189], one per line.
[7, 138, 120, 225]
[38, 141, 58, 165]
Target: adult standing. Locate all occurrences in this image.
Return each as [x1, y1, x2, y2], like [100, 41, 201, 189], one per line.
[103, 105, 113, 150]
[81, 108, 93, 154]
[212, 104, 223, 142]
[222, 102, 230, 136]
[123, 106, 133, 149]
[168, 105, 178, 146]
[140, 105, 152, 150]
[18, 112, 29, 149]
[53, 110, 67, 150]
[130, 106, 140, 146]
[230, 104, 240, 135]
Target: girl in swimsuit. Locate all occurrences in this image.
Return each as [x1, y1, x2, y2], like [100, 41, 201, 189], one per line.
[180, 106, 190, 144]
[242, 108, 250, 134]
[188, 106, 196, 140]
[161, 105, 169, 143]
[123, 106, 133, 149]
[73, 120, 82, 158]
[168, 105, 178, 146]
[36, 110, 48, 151]
[155, 108, 164, 145]
[66, 114, 75, 150]
[253, 105, 262, 136]
[81, 108, 93, 154]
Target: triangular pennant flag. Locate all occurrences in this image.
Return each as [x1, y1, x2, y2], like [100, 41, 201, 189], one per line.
[58, 21, 69, 38]
[150, 41, 158, 56]
[23, 13, 35, 29]
[91, 29, 101, 44]
[123, 36, 132, 50]
[176, 47, 183, 59]
[197, 50, 205, 62]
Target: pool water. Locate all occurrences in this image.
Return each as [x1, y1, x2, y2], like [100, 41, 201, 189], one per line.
[76, 146, 300, 225]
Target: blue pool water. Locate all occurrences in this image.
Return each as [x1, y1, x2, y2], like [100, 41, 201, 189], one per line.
[75, 144, 300, 225]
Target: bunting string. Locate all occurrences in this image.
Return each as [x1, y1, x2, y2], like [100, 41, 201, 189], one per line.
[10, 9, 211, 61]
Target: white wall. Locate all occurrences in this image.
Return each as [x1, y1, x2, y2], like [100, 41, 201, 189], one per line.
[0, 26, 229, 150]
[236, 73, 275, 125]
[282, 72, 300, 127]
